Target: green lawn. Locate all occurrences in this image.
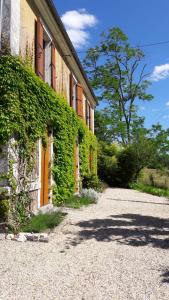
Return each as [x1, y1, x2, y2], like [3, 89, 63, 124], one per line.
[131, 182, 169, 198]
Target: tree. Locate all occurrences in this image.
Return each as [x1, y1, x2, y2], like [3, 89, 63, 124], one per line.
[148, 124, 169, 169]
[94, 110, 114, 143]
[84, 27, 153, 144]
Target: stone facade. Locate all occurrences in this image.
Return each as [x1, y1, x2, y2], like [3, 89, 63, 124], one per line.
[0, 0, 20, 54]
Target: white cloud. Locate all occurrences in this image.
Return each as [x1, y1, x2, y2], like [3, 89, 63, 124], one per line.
[166, 101, 169, 107]
[163, 115, 169, 119]
[150, 63, 169, 81]
[61, 9, 98, 48]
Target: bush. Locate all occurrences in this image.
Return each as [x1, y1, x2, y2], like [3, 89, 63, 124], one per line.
[0, 188, 9, 221]
[21, 212, 65, 233]
[80, 188, 100, 203]
[63, 193, 96, 209]
[117, 147, 138, 187]
[98, 142, 143, 187]
[97, 138, 155, 188]
[98, 154, 118, 186]
[0, 199, 9, 221]
[82, 174, 102, 191]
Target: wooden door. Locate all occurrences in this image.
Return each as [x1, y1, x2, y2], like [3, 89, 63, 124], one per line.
[40, 135, 50, 207]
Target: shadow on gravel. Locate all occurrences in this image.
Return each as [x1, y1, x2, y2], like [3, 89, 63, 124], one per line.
[161, 269, 169, 283]
[67, 214, 169, 249]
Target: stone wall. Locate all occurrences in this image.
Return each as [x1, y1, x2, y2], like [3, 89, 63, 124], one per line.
[0, 0, 20, 54]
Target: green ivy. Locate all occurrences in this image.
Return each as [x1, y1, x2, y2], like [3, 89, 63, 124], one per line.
[0, 55, 97, 224]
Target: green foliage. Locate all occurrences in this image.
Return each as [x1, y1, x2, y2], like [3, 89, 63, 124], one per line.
[0, 200, 9, 221]
[79, 129, 97, 177]
[94, 110, 113, 143]
[98, 142, 119, 186]
[82, 173, 102, 191]
[21, 212, 65, 233]
[0, 55, 97, 227]
[83, 27, 153, 144]
[98, 139, 155, 188]
[61, 194, 96, 209]
[130, 182, 169, 198]
[0, 188, 9, 221]
[117, 147, 138, 187]
[148, 124, 169, 169]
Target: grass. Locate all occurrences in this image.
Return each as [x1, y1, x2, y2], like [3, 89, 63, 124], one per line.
[139, 168, 169, 190]
[63, 195, 95, 209]
[21, 212, 65, 233]
[20, 195, 96, 232]
[130, 182, 169, 198]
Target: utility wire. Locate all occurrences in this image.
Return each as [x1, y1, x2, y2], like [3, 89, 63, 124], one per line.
[150, 107, 169, 124]
[66, 39, 169, 56]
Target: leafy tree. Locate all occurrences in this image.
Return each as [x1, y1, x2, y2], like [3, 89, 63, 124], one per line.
[148, 124, 169, 169]
[129, 133, 156, 178]
[84, 27, 153, 144]
[94, 110, 113, 143]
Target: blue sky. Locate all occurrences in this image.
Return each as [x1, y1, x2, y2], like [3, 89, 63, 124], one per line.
[54, 0, 169, 129]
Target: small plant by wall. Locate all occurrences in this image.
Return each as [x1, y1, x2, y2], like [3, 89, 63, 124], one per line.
[0, 55, 97, 229]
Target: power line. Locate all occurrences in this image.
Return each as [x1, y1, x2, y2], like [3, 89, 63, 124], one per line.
[63, 39, 169, 57]
[150, 107, 169, 124]
[132, 40, 169, 48]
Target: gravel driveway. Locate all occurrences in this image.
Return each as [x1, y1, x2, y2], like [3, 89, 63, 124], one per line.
[1, 188, 169, 300]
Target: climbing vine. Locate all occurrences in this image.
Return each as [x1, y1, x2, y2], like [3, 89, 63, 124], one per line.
[0, 55, 97, 228]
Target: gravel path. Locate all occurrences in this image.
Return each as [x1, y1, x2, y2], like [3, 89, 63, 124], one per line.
[1, 188, 169, 300]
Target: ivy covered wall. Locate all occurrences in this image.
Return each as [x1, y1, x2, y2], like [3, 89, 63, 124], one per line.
[0, 55, 97, 225]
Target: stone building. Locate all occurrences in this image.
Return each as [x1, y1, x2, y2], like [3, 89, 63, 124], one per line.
[0, 0, 96, 211]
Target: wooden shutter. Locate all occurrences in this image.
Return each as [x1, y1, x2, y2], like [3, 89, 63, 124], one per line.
[85, 100, 88, 124]
[69, 73, 74, 107]
[36, 17, 44, 79]
[76, 83, 83, 119]
[89, 105, 93, 131]
[51, 44, 56, 91]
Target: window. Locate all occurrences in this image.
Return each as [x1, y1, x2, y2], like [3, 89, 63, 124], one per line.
[36, 17, 56, 90]
[85, 100, 90, 128]
[43, 31, 52, 86]
[69, 74, 77, 110]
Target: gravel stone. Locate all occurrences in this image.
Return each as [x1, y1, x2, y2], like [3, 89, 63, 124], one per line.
[0, 188, 169, 299]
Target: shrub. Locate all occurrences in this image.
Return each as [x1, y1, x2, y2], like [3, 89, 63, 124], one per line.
[62, 193, 96, 208]
[82, 174, 102, 191]
[117, 147, 138, 187]
[0, 199, 9, 221]
[97, 139, 155, 188]
[21, 212, 65, 233]
[0, 188, 9, 221]
[80, 188, 100, 203]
